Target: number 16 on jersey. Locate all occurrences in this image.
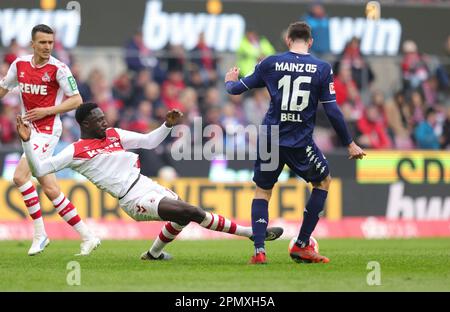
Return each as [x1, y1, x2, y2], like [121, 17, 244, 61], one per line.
[278, 75, 311, 122]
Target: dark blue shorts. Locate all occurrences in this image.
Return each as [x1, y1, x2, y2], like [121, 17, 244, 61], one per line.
[253, 142, 330, 190]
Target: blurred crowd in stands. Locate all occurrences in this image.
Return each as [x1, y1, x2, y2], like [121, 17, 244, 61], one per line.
[1, 3, 449, 157]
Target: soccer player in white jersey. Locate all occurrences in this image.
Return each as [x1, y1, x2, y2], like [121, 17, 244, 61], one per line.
[0, 24, 99, 256]
[16, 103, 283, 260]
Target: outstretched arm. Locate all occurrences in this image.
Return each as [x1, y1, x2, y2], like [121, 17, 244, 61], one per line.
[225, 65, 265, 95]
[319, 62, 365, 160]
[117, 109, 183, 150]
[322, 102, 365, 159]
[17, 116, 74, 176]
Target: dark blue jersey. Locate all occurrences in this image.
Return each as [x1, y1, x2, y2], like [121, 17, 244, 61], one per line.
[227, 51, 343, 148]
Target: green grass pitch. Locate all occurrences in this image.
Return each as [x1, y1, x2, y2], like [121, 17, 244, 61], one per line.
[0, 238, 449, 291]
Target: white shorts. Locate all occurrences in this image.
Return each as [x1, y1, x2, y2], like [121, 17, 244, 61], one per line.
[118, 175, 179, 221]
[22, 132, 60, 161]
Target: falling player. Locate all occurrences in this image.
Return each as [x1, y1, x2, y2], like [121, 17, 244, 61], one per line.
[225, 22, 366, 264]
[0, 24, 99, 256]
[16, 104, 283, 260]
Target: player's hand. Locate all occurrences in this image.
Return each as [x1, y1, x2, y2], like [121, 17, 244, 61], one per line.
[16, 115, 31, 142]
[347, 141, 366, 160]
[165, 109, 183, 127]
[24, 107, 51, 122]
[225, 66, 239, 82]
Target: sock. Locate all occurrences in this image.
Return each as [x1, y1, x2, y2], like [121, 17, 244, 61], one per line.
[18, 181, 46, 236]
[149, 222, 185, 257]
[251, 199, 269, 251]
[52, 193, 93, 240]
[296, 188, 328, 248]
[199, 212, 252, 237]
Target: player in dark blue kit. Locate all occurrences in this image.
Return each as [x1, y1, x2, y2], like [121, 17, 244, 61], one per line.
[225, 22, 366, 264]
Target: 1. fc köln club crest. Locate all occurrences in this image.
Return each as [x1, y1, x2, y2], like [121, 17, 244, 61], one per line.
[42, 72, 51, 82]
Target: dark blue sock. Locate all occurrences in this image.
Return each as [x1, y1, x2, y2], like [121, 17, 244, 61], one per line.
[251, 199, 269, 251]
[297, 188, 328, 247]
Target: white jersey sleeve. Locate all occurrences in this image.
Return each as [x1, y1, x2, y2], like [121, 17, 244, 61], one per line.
[23, 141, 75, 177]
[0, 59, 18, 91]
[115, 124, 172, 150]
[56, 64, 79, 96]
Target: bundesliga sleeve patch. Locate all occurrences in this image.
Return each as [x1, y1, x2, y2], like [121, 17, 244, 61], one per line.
[68, 76, 78, 92]
[329, 82, 335, 94]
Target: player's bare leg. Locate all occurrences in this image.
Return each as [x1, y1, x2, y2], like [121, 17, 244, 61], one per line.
[13, 158, 49, 256]
[14, 158, 98, 256]
[289, 175, 331, 263]
[141, 197, 283, 260]
[37, 173, 100, 256]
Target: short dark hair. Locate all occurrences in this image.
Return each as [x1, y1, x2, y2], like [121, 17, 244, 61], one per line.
[75, 103, 99, 125]
[425, 107, 436, 120]
[287, 21, 312, 42]
[31, 24, 54, 39]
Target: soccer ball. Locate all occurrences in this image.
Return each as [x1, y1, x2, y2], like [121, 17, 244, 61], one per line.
[288, 236, 319, 262]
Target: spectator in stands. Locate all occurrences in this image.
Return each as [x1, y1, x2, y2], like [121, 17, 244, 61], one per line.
[414, 107, 440, 149]
[71, 62, 92, 102]
[124, 30, 157, 72]
[91, 72, 123, 114]
[126, 100, 156, 134]
[112, 71, 134, 108]
[167, 44, 186, 73]
[0, 104, 16, 145]
[338, 37, 374, 90]
[401, 40, 430, 96]
[333, 61, 365, 125]
[440, 106, 450, 149]
[302, 2, 330, 56]
[3, 39, 26, 65]
[161, 70, 186, 112]
[356, 105, 392, 149]
[124, 30, 165, 83]
[179, 87, 200, 126]
[385, 91, 415, 149]
[237, 29, 275, 77]
[191, 32, 218, 84]
[200, 87, 222, 118]
[410, 90, 426, 126]
[130, 69, 152, 107]
[371, 90, 388, 128]
[187, 65, 211, 107]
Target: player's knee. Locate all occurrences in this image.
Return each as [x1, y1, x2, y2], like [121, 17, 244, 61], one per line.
[254, 187, 272, 201]
[41, 183, 61, 199]
[314, 175, 332, 190]
[178, 203, 203, 224]
[13, 171, 29, 187]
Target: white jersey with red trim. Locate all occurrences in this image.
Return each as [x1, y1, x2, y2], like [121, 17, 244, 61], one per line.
[0, 54, 79, 136]
[22, 125, 173, 198]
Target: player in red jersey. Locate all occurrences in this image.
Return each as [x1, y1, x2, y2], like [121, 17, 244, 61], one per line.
[0, 24, 99, 256]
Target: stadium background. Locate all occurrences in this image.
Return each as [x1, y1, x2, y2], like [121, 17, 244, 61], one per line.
[0, 0, 449, 240]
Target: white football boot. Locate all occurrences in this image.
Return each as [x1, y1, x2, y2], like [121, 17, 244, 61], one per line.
[28, 235, 50, 256]
[76, 237, 101, 256]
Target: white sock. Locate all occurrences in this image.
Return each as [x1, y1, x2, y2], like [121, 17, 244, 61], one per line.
[149, 222, 185, 257]
[18, 181, 46, 237]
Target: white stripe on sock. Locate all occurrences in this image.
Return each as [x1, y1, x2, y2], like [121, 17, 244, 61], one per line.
[27, 203, 41, 215]
[62, 209, 77, 222]
[209, 213, 220, 230]
[200, 212, 212, 227]
[55, 199, 70, 213]
[223, 219, 231, 232]
[162, 226, 177, 240]
[18, 181, 33, 193]
[23, 192, 38, 201]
